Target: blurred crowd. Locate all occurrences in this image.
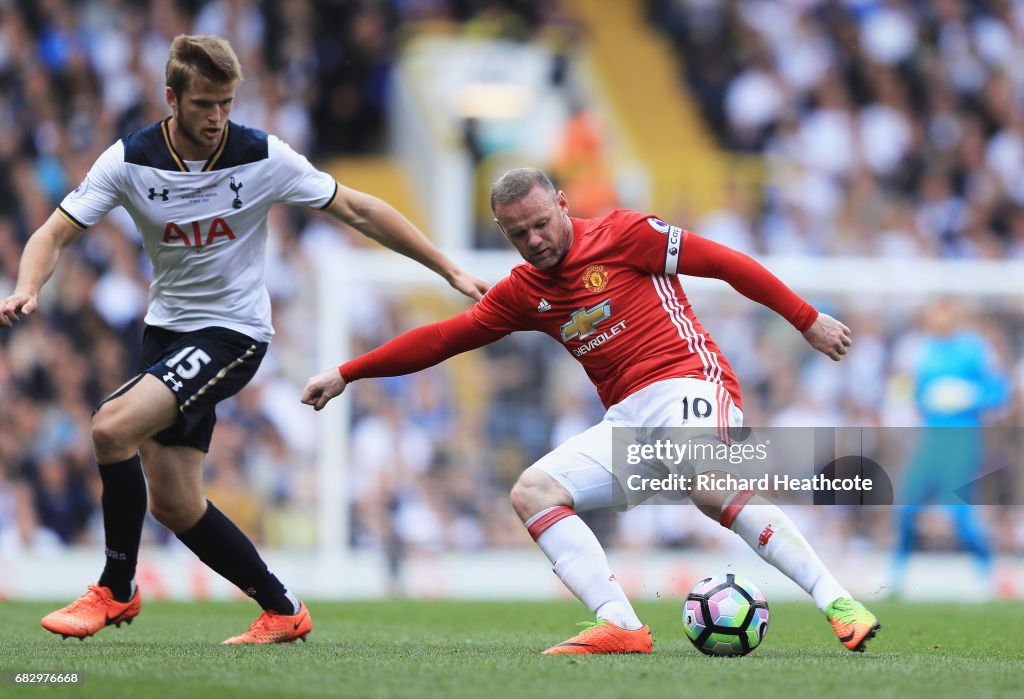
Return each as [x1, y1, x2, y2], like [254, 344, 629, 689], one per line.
[344, 293, 1024, 579]
[0, 0, 424, 557]
[1, 0, 1022, 592]
[650, 0, 1024, 259]
[0, 0, 579, 559]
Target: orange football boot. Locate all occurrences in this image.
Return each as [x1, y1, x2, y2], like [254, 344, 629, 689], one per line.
[40, 584, 141, 640]
[221, 602, 312, 644]
[542, 619, 653, 655]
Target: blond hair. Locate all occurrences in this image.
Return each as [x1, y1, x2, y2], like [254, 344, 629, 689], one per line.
[166, 34, 243, 98]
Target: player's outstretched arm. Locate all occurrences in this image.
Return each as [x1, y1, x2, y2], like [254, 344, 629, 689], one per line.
[678, 233, 832, 340]
[301, 369, 347, 411]
[802, 312, 853, 361]
[301, 310, 506, 410]
[325, 185, 490, 301]
[0, 212, 82, 328]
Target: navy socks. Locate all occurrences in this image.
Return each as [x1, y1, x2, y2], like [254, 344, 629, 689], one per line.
[176, 500, 295, 614]
[97, 455, 147, 602]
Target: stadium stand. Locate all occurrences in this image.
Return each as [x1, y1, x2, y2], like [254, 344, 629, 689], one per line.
[1, 1, 1021, 597]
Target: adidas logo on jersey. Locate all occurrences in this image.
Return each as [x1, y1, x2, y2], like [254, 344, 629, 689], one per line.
[537, 298, 551, 312]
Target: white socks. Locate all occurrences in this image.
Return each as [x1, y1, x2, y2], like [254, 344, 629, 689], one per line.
[527, 507, 643, 630]
[727, 494, 849, 611]
[524, 493, 848, 624]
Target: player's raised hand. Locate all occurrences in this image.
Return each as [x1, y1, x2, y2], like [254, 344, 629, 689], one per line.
[802, 312, 852, 361]
[301, 368, 349, 411]
[448, 269, 491, 301]
[0, 292, 38, 328]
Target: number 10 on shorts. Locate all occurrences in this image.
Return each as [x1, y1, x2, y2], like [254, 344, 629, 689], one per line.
[682, 395, 713, 422]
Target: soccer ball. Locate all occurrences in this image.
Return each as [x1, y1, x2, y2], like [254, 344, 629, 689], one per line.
[682, 573, 769, 656]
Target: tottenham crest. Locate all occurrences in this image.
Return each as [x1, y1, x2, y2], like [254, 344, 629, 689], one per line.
[229, 177, 243, 209]
[582, 264, 609, 293]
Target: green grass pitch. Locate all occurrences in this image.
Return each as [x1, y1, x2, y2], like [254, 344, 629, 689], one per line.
[1, 600, 1022, 698]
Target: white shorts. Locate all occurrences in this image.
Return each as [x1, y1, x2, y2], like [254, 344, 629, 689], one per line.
[533, 378, 743, 512]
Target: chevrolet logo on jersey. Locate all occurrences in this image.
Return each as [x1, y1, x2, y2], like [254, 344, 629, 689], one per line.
[561, 300, 629, 357]
[561, 300, 612, 342]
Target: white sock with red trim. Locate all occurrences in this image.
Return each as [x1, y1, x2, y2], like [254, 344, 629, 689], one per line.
[525, 506, 642, 630]
[721, 491, 849, 611]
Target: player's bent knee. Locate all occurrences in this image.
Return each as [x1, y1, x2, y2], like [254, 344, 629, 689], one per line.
[149, 499, 204, 533]
[91, 410, 133, 461]
[510, 468, 572, 521]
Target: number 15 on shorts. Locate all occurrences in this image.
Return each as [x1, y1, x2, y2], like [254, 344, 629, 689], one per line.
[163, 346, 211, 391]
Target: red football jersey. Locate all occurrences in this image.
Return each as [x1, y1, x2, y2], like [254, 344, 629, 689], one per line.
[471, 210, 743, 409]
[341, 209, 816, 410]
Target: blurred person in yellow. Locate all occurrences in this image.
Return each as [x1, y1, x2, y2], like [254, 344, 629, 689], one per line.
[0, 34, 488, 644]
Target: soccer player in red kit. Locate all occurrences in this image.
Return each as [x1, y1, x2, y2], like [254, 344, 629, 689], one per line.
[302, 168, 880, 654]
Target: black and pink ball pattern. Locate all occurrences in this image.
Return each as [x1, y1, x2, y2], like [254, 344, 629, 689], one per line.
[683, 573, 770, 656]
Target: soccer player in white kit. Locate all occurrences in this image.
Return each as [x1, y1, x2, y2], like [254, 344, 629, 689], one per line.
[302, 168, 881, 654]
[0, 35, 488, 644]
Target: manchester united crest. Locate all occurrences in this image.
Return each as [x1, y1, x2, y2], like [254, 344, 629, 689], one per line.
[582, 264, 609, 293]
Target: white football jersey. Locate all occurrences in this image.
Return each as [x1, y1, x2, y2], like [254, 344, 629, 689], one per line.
[58, 118, 339, 342]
